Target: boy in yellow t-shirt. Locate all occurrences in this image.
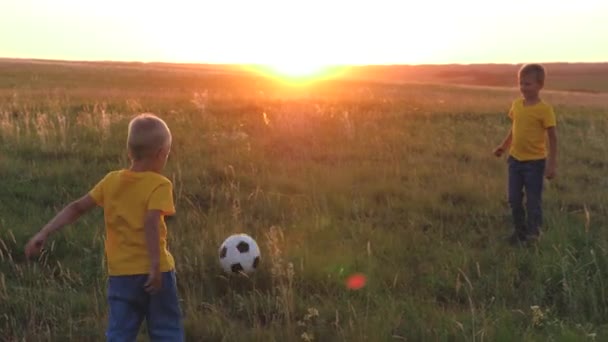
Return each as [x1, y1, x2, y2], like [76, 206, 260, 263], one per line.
[494, 64, 558, 245]
[25, 113, 184, 341]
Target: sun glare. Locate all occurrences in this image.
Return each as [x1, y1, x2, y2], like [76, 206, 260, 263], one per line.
[269, 62, 327, 78]
[251, 62, 346, 82]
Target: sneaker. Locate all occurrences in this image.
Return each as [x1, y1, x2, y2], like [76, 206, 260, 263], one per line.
[507, 232, 526, 246]
[524, 233, 541, 244]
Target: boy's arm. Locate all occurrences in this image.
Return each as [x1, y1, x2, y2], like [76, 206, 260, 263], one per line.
[144, 210, 161, 268]
[499, 129, 513, 150]
[144, 181, 175, 293]
[494, 128, 512, 157]
[545, 127, 557, 179]
[25, 194, 97, 259]
[144, 210, 162, 294]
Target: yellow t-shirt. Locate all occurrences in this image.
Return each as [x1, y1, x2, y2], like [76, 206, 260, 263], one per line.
[508, 98, 556, 161]
[89, 170, 176, 276]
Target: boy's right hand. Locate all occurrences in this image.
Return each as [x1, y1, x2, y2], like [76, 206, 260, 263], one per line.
[25, 231, 48, 259]
[493, 146, 505, 157]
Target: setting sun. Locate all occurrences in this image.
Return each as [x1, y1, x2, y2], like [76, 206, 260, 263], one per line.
[250, 62, 347, 82]
[268, 62, 329, 78]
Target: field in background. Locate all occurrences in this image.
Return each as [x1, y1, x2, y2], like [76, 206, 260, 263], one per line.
[4, 59, 608, 93]
[1, 60, 608, 341]
[345, 63, 608, 93]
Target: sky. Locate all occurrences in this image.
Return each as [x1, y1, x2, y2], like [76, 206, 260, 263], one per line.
[1, 0, 607, 67]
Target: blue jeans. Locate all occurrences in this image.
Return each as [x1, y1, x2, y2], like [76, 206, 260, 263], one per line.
[106, 271, 184, 342]
[508, 156, 545, 237]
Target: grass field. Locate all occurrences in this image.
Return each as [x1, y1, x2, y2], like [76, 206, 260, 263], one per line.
[1, 60, 608, 341]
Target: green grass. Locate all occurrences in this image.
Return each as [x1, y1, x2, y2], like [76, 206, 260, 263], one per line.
[1, 61, 608, 341]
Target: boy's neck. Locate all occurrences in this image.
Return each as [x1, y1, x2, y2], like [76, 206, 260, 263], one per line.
[130, 160, 161, 173]
[523, 95, 541, 106]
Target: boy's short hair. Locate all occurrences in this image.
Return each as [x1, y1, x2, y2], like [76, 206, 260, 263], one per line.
[519, 64, 546, 84]
[127, 113, 172, 160]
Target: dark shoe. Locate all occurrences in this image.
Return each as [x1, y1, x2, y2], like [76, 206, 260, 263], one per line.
[507, 232, 526, 246]
[524, 233, 541, 244]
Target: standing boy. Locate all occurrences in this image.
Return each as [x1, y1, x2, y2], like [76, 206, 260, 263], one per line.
[494, 64, 558, 245]
[25, 113, 184, 341]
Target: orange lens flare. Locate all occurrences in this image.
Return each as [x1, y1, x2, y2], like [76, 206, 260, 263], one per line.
[345, 273, 367, 290]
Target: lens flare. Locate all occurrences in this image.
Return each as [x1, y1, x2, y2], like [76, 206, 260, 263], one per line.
[345, 273, 367, 290]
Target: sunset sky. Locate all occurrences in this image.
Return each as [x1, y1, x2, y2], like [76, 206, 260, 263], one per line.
[1, 0, 607, 67]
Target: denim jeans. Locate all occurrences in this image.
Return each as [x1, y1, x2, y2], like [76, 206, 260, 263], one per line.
[106, 271, 184, 342]
[508, 156, 546, 237]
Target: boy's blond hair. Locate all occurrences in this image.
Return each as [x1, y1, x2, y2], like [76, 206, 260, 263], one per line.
[127, 113, 172, 160]
[519, 64, 546, 84]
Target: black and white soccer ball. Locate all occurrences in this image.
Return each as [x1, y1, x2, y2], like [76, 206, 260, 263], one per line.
[219, 234, 261, 274]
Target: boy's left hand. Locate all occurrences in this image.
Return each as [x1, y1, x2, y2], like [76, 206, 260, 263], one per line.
[144, 267, 162, 294]
[545, 164, 557, 180]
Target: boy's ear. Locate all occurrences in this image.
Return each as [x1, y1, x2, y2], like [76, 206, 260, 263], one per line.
[155, 147, 166, 159]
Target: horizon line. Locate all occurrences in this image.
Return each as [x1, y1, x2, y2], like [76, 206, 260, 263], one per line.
[2, 56, 608, 67]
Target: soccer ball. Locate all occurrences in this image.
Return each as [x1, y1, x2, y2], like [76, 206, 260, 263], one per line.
[219, 234, 261, 274]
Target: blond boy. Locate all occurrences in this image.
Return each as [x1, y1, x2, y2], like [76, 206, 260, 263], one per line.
[25, 113, 184, 341]
[494, 64, 558, 245]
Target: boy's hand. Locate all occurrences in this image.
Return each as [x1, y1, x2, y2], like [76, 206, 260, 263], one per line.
[144, 267, 162, 294]
[24, 194, 96, 260]
[545, 164, 557, 180]
[493, 146, 505, 157]
[25, 231, 48, 259]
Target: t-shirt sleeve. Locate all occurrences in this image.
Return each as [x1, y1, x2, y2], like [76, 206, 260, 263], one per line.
[542, 106, 557, 128]
[88, 174, 108, 207]
[148, 182, 176, 216]
[507, 100, 516, 120]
